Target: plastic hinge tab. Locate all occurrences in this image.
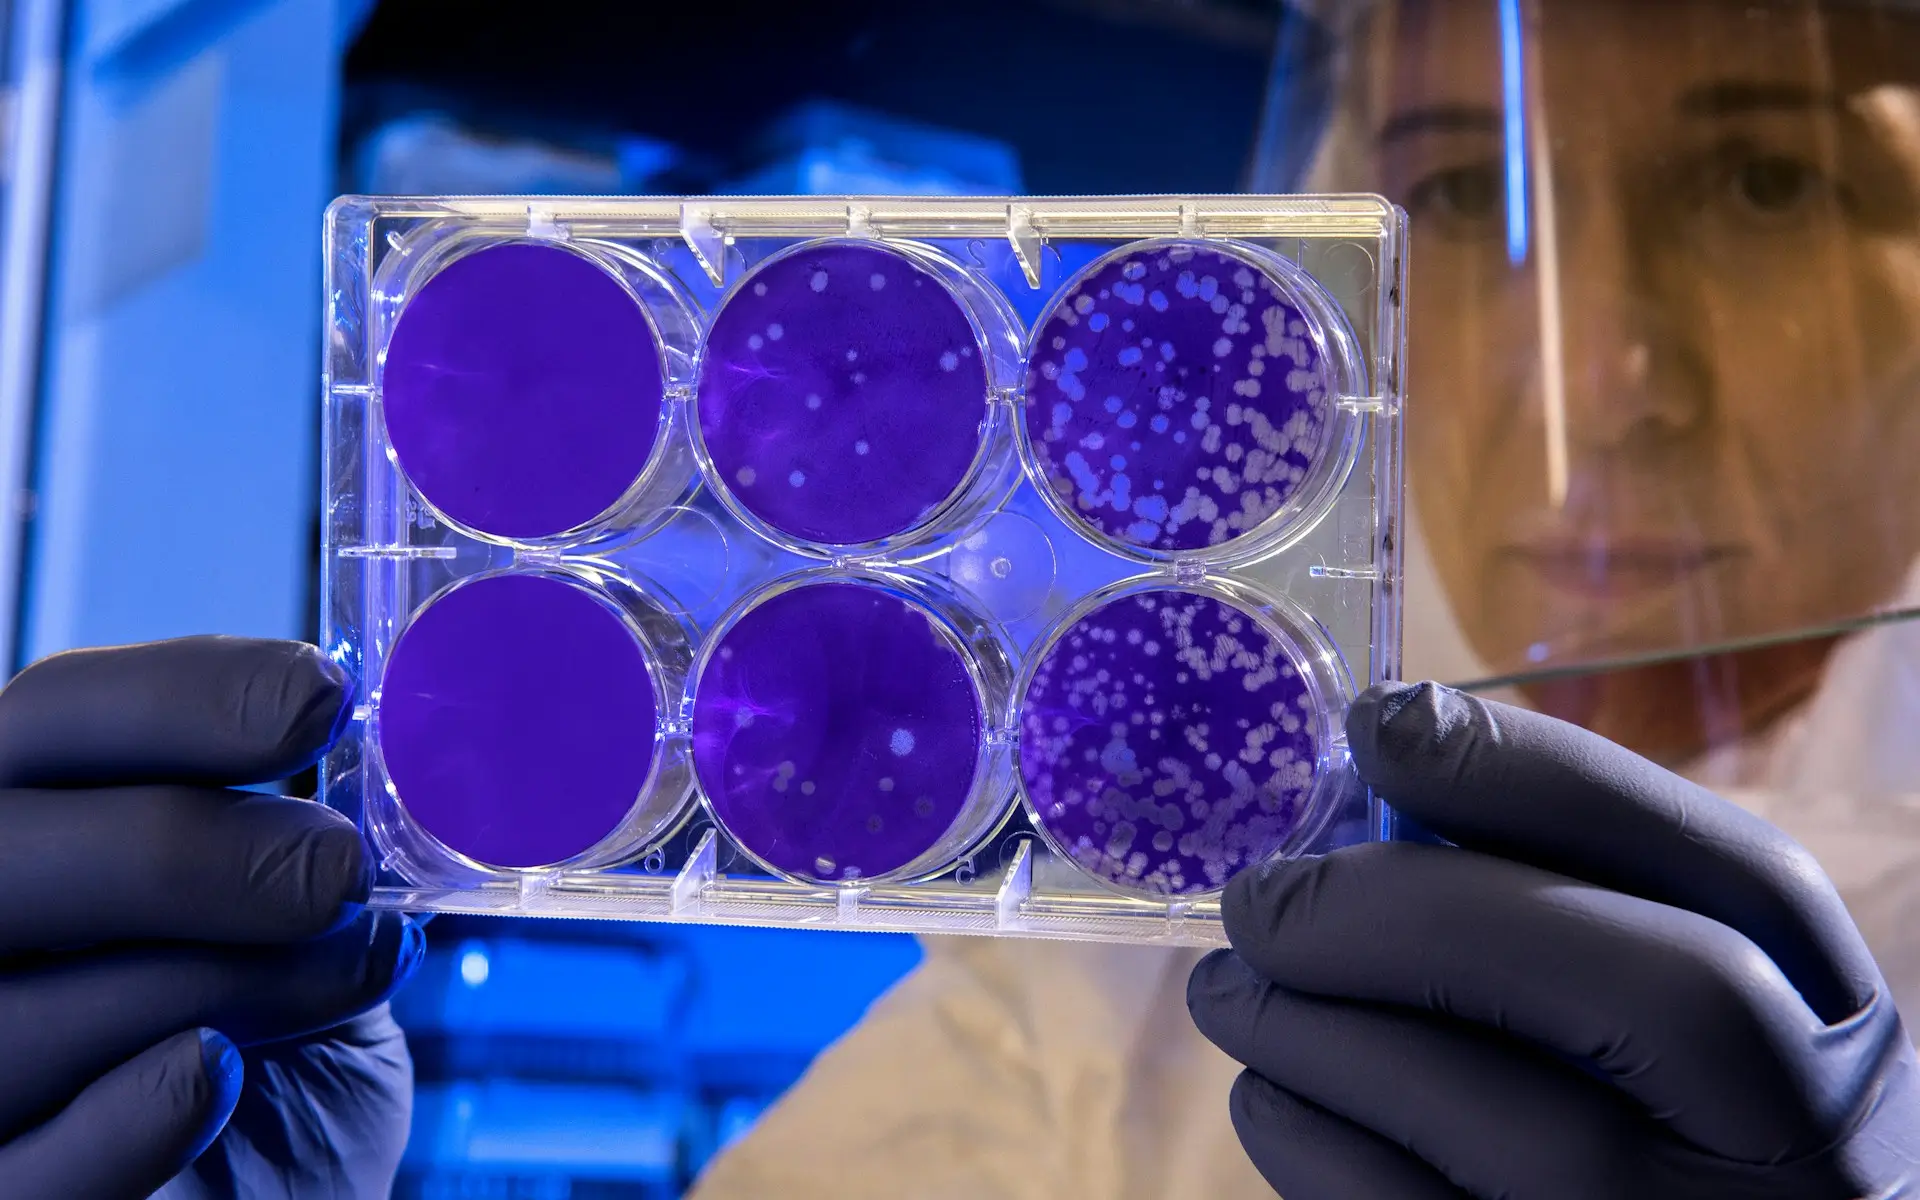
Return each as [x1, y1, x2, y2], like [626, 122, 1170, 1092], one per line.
[517, 870, 556, 905]
[995, 839, 1033, 929]
[837, 884, 868, 921]
[526, 205, 565, 240]
[680, 205, 727, 286]
[1166, 898, 1192, 935]
[671, 828, 717, 914]
[1007, 205, 1043, 289]
[1308, 564, 1381, 581]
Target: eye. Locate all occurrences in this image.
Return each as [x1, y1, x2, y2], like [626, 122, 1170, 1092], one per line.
[1405, 164, 1504, 235]
[1726, 154, 1827, 217]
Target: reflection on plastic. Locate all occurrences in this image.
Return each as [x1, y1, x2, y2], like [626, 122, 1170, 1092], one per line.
[945, 509, 1057, 623]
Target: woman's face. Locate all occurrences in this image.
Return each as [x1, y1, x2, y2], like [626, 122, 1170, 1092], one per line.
[1362, 0, 1920, 760]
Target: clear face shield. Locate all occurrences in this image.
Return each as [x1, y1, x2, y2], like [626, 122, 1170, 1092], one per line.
[1259, 0, 1920, 768]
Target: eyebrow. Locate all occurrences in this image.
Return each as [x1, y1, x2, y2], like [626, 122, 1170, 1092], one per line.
[1375, 80, 1852, 146]
[1677, 80, 1848, 116]
[1375, 105, 1501, 145]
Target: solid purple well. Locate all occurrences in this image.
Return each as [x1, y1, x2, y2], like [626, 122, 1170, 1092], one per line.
[1018, 589, 1320, 895]
[378, 573, 661, 870]
[691, 581, 985, 882]
[1025, 242, 1333, 555]
[697, 241, 990, 547]
[382, 242, 666, 542]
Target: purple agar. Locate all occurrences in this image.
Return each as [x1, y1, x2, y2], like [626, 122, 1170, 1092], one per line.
[696, 241, 992, 549]
[1018, 588, 1322, 895]
[1024, 242, 1335, 556]
[378, 573, 667, 870]
[382, 242, 668, 542]
[691, 580, 988, 883]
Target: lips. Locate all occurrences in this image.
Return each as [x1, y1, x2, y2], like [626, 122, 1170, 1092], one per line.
[1498, 534, 1745, 599]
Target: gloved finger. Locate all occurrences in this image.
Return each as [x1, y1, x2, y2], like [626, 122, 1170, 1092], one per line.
[1190, 949, 1653, 1199]
[0, 1027, 243, 1200]
[1220, 843, 1837, 1163]
[0, 786, 370, 954]
[0, 638, 351, 790]
[188, 1006, 413, 1197]
[1349, 682, 1878, 1023]
[1227, 1071, 1467, 1200]
[0, 911, 423, 1142]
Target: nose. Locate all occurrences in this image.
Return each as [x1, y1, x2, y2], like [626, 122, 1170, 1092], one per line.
[1542, 180, 1713, 451]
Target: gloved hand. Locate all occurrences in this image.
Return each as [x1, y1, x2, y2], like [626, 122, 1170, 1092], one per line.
[1189, 681, 1920, 1199]
[0, 637, 422, 1199]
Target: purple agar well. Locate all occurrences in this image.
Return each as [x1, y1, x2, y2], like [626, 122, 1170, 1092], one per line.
[1018, 588, 1321, 895]
[691, 581, 987, 883]
[382, 242, 667, 542]
[378, 573, 665, 870]
[1025, 242, 1335, 555]
[696, 241, 991, 548]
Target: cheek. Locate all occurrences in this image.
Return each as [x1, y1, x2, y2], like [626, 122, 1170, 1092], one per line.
[1701, 244, 1920, 534]
[1690, 244, 1920, 638]
[1850, 240, 1920, 477]
[1700, 315, 1831, 502]
[1832, 245, 1920, 561]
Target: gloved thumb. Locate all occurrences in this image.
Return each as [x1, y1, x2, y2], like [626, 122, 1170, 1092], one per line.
[0, 1027, 243, 1199]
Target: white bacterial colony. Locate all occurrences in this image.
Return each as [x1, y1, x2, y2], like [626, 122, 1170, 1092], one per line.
[1028, 246, 1332, 549]
[1020, 591, 1318, 894]
[720, 261, 979, 496]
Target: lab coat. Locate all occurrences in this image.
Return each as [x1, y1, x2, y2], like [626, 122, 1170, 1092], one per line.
[689, 516, 1920, 1199]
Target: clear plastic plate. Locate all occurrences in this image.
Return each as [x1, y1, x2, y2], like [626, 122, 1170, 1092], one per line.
[322, 193, 1406, 945]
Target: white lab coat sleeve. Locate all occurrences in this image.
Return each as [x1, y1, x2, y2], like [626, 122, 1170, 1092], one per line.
[1737, 569, 1920, 1026]
[687, 936, 1276, 1200]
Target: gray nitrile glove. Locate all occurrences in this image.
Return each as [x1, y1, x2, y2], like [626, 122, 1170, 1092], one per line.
[1190, 681, 1919, 1199]
[0, 637, 421, 1199]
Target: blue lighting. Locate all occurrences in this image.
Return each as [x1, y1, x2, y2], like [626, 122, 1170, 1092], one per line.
[458, 945, 491, 989]
[1499, 0, 1529, 265]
